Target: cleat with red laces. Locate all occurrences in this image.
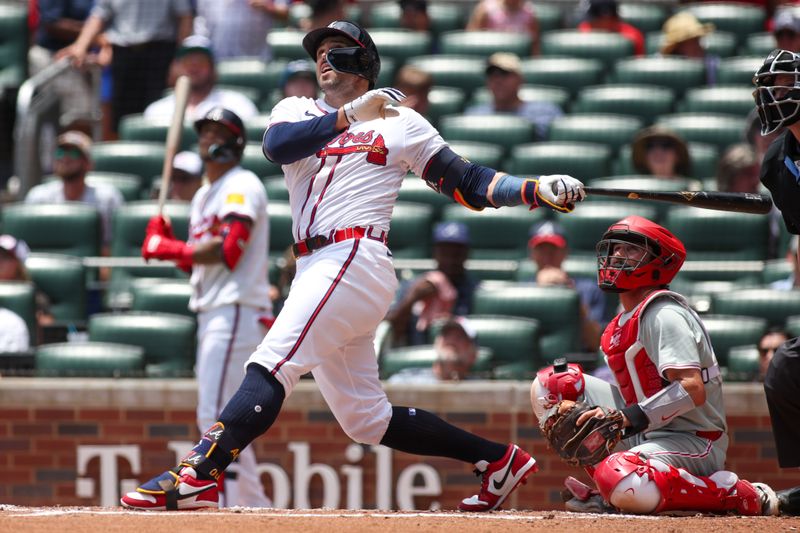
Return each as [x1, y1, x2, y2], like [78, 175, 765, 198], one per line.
[458, 444, 537, 512]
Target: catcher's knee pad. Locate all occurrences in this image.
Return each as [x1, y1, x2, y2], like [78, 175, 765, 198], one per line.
[593, 452, 662, 513]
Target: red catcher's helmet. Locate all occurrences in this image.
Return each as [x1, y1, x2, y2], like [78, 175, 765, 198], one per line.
[596, 215, 686, 292]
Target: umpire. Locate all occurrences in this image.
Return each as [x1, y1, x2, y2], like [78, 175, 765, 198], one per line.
[754, 49, 800, 469]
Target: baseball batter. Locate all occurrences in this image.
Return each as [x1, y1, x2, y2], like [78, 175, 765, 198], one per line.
[137, 107, 272, 508]
[121, 20, 585, 512]
[531, 215, 784, 515]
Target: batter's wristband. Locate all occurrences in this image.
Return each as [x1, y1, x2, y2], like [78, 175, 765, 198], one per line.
[522, 179, 540, 210]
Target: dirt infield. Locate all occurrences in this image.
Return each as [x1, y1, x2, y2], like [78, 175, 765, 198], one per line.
[3, 506, 800, 533]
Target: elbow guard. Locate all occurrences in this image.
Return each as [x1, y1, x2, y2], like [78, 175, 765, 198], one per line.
[422, 147, 495, 210]
[621, 380, 696, 436]
[220, 217, 252, 270]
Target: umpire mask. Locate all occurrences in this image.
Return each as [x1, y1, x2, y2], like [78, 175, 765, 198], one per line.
[753, 49, 800, 135]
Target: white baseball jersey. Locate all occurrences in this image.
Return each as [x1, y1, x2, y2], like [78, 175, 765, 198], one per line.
[266, 96, 447, 240]
[188, 165, 271, 312]
[144, 88, 259, 122]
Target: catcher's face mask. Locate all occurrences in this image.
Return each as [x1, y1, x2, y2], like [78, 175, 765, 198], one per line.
[753, 49, 800, 135]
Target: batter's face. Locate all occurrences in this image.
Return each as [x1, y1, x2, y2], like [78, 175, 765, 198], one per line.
[198, 123, 234, 161]
[316, 36, 363, 93]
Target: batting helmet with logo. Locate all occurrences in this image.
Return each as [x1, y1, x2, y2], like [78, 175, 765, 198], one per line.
[194, 107, 246, 162]
[302, 20, 381, 89]
[596, 215, 686, 292]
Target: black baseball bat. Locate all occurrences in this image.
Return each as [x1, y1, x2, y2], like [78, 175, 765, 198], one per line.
[583, 187, 773, 215]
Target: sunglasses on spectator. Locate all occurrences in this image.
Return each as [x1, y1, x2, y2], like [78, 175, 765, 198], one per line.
[55, 146, 85, 160]
[646, 139, 676, 150]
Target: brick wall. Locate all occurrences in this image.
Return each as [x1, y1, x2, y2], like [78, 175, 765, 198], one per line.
[2, 379, 799, 510]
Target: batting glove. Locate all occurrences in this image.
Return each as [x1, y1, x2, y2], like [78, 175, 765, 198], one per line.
[536, 175, 586, 213]
[144, 215, 175, 239]
[141, 234, 194, 267]
[341, 88, 405, 124]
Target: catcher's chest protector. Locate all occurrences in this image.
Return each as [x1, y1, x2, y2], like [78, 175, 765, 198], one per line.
[601, 290, 678, 404]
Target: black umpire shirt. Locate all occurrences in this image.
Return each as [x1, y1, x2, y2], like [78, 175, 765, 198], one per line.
[761, 130, 800, 235]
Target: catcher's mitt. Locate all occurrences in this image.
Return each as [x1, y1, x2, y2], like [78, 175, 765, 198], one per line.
[541, 400, 625, 467]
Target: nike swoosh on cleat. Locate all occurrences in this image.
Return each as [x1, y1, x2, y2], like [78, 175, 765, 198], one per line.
[492, 448, 518, 491]
[177, 485, 215, 499]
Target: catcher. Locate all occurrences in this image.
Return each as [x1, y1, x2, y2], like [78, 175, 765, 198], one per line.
[532, 215, 799, 516]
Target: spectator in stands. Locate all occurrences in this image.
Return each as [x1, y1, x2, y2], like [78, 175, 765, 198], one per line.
[716, 144, 761, 193]
[399, 0, 431, 33]
[773, 7, 800, 53]
[759, 328, 791, 381]
[144, 36, 259, 122]
[280, 59, 318, 99]
[388, 316, 481, 383]
[0, 306, 29, 353]
[771, 237, 800, 290]
[466, 0, 540, 55]
[525, 220, 604, 352]
[195, 0, 289, 62]
[660, 11, 719, 86]
[25, 131, 123, 254]
[386, 222, 478, 346]
[631, 125, 692, 180]
[300, 0, 346, 31]
[152, 151, 204, 202]
[57, 0, 193, 136]
[0, 235, 54, 343]
[464, 52, 563, 141]
[394, 65, 433, 117]
[577, 0, 644, 56]
[28, 0, 103, 129]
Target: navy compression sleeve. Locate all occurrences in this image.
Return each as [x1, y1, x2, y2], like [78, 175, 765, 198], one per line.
[262, 112, 343, 165]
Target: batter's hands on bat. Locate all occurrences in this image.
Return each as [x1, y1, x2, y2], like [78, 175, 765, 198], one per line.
[145, 215, 175, 240]
[537, 175, 585, 213]
[341, 88, 405, 124]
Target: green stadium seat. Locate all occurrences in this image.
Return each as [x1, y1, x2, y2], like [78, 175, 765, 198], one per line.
[681, 3, 767, 46]
[217, 59, 286, 102]
[547, 114, 643, 156]
[262, 176, 289, 202]
[573, 84, 675, 125]
[645, 30, 738, 57]
[26, 254, 86, 326]
[367, 2, 402, 27]
[389, 202, 436, 259]
[614, 142, 719, 179]
[441, 203, 545, 260]
[91, 141, 166, 192]
[118, 114, 197, 150]
[0, 3, 27, 90]
[2, 203, 100, 257]
[380, 345, 494, 380]
[438, 115, 536, 158]
[431, 314, 542, 378]
[655, 113, 747, 152]
[508, 142, 612, 184]
[448, 141, 505, 168]
[666, 207, 769, 261]
[465, 259, 519, 282]
[88, 311, 196, 377]
[406, 55, 486, 96]
[130, 278, 193, 317]
[470, 84, 570, 110]
[726, 345, 760, 382]
[0, 281, 36, 346]
[269, 201, 294, 256]
[267, 28, 306, 60]
[672, 260, 763, 285]
[559, 202, 659, 258]
[743, 32, 776, 57]
[536, 4, 564, 32]
[369, 29, 432, 65]
[678, 86, 756, 116]
[788, 315, 800, 338]
[242, 143, 283, 178]
[244, 114, 270, 143]
[520, 57, 604, 97]
[711, 289, 800, 328]
[620, 2, 668, 33]
[611, 57, 706, 98]
[376, 57, 398, 89]
[397, 176, 454, 220]
[701, 314, 766, 367]
[541, 31, 634, 69]
[473, 285, 581, 359]
[427, 86, 467, 128]
[716, 55, 763, 85]
[440, 30, 533, 57]
[763, 258, 793, 285]
[428, 3, 467, 35]
[36, 341, 145, 378]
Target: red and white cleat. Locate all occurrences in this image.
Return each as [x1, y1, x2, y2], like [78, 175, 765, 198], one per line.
[458, 443, 537, 512]
[120, 467, 219, 511]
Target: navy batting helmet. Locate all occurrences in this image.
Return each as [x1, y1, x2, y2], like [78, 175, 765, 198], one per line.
[194, 107, 246, 162]
[753, 49, 800, 135]
[302, 20, 380, 89]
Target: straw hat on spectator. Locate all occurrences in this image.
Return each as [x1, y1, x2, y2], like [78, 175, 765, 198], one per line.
[660, 12, 714, 55]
